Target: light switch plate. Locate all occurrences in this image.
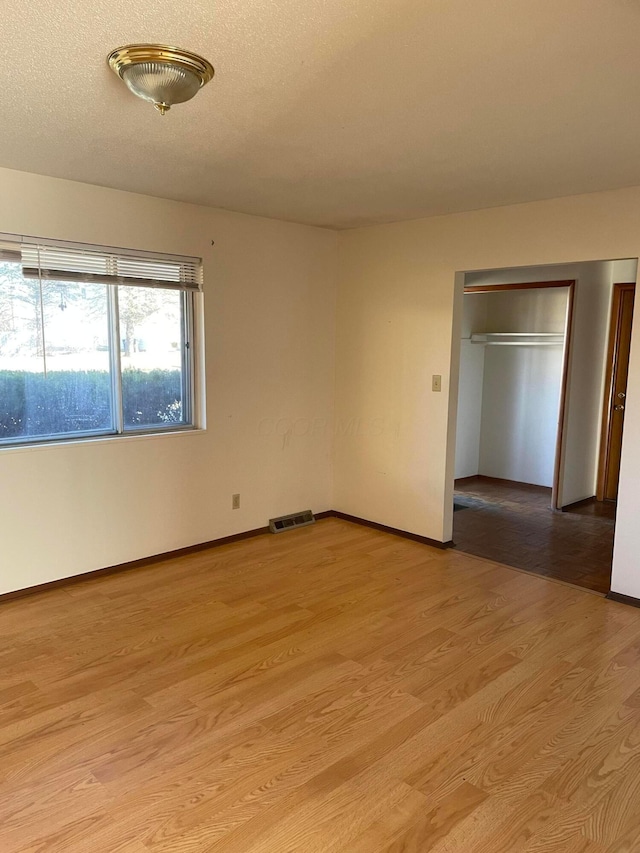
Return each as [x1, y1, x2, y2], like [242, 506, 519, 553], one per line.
[432, 374, 442, 392]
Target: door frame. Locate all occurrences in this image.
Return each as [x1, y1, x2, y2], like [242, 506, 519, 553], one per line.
[462, 279, 576, 510]
[596, 282, 636, 501]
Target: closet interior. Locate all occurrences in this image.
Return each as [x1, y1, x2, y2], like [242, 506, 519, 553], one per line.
[455, 284, 569, 494]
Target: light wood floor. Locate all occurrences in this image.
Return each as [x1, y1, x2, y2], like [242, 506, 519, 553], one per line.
[2, 519, 640, 852]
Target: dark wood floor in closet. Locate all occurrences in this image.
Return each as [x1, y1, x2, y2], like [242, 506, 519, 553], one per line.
[453, 476, 615, 594]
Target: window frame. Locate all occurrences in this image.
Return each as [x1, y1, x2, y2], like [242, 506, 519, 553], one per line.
[0, 235, 201, 449]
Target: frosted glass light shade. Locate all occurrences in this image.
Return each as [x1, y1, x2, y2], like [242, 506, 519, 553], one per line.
[108, 44, 214, 114]
[121, 62, 201, 111]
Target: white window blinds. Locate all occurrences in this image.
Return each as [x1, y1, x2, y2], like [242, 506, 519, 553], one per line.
[0, 239, 20, 264]
[13, 238, 201, 291]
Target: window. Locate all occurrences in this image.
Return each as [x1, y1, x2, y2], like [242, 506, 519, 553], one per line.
[0, 235, 201, 446]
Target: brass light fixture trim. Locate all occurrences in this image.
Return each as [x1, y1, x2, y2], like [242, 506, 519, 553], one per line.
[108, 43, 214, 115]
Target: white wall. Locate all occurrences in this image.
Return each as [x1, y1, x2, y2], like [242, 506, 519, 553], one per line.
[454, 295, 487, 479]
[479, 344, 563, 486]
[454, 340, 485, 479]
[335, 185, 640, 596]
[0, 167, 337, 595]
[560, 264, 613, 505]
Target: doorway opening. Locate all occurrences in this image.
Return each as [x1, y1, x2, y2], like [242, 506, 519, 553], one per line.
[451, 259, 637, 594]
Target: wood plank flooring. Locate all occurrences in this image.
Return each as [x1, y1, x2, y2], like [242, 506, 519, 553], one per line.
[453, 477, 615, 593]
[2, 518, 640, 851]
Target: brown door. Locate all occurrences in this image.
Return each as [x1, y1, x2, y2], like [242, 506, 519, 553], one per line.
[597, 283, 635, 502]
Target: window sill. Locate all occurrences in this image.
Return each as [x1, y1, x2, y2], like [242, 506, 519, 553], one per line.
[0, 427, 206, 456]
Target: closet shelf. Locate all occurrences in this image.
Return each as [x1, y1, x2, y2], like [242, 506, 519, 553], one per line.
[468, 332, 565, 346]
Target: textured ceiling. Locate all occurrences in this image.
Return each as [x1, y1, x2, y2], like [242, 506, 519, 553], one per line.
[3, 0, 640, 228]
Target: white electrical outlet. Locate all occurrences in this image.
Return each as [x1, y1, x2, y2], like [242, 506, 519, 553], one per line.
[232, 493, 240, 510]
[432, 374, 442, 392]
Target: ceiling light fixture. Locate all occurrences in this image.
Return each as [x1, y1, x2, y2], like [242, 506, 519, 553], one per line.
[108, 44, 214, 115]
